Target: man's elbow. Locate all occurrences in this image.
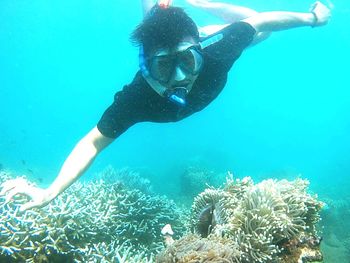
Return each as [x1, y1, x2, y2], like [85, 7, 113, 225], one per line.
[90, 127, 115, 152]
[77, 127, 114, 156]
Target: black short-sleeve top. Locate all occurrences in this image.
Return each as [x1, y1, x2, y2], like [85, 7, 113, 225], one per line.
[97, 22, 256, 138]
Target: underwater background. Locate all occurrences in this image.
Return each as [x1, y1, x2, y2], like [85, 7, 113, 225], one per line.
[0, 0, 349, 262]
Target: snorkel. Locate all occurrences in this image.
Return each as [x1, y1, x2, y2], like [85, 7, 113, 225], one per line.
[139, 0, 191, 106]
[165, 87, 188, 105]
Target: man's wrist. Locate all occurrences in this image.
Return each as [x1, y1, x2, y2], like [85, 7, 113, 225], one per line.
[45, 187, 60, 201]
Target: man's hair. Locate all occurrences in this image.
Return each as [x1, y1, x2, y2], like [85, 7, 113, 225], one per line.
[130, 6, 199, 56]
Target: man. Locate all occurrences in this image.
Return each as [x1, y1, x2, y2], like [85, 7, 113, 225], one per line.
[0, 0, 331, 211]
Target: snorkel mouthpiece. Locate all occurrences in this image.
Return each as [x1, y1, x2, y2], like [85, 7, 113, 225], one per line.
[166, 87, 187, 106]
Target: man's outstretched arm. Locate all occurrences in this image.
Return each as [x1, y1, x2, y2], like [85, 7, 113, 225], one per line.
[0, 127, 114, 210]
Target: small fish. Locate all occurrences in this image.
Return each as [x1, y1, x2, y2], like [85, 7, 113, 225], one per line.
[197, 204, 215, 237]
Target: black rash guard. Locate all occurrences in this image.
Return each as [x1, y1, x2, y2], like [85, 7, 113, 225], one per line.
[97, 22, 256, 138]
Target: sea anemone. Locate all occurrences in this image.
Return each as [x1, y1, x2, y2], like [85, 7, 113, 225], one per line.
[190, 188, 233, 237]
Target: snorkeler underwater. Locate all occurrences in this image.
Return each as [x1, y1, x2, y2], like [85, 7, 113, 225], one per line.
[1, 0, 350, 262]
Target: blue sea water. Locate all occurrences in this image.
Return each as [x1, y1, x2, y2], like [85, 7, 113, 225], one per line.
[0, 0, 349, 261]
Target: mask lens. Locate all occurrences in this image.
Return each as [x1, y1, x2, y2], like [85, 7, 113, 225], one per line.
[179, 47, 203, 74]
[148, 45, 203, 83]
[149, 56, 174, 83]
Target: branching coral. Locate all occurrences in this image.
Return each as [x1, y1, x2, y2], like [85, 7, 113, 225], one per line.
[96, 165, 153, 194]
[180, 166, 225, 201]
[0, 170, 186, 262]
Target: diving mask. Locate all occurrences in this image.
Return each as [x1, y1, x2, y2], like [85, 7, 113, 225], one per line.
[147, 45, 203, 84]
[139, 43, 203, 106]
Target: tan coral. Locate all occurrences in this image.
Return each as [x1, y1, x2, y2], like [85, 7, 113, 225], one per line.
[156, 234, 241, 263]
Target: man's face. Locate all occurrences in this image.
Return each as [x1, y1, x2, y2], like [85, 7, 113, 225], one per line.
[147, 37, 203, 91]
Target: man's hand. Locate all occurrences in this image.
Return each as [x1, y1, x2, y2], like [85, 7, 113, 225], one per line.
[0, 178, 54, 211]
[310, 1, 331, 27]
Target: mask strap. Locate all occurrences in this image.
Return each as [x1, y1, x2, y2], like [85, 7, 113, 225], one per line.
[139, 48, 168, 97]
[200, 33, 223, 49]
[139, 46, 149, 77]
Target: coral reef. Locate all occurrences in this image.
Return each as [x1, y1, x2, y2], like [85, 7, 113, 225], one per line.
[186, 174, 324, 263]
[0, 170, 186, 262]
[0, 168, 326, 263]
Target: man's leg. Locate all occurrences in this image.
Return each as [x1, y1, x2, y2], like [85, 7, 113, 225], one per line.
[187, 0, 270, 45]
[187, 0, 258, 22]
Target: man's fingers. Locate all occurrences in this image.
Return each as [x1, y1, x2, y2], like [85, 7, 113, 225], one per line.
[3, 186, 32, 204]
[0, 187, 9, 196]
[0, 181, 17, 196]
[0, 178, 30, 196]
[3, 188, 31, 204]
[4, 188, 21, 204]
[0, 179, 44, 211]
